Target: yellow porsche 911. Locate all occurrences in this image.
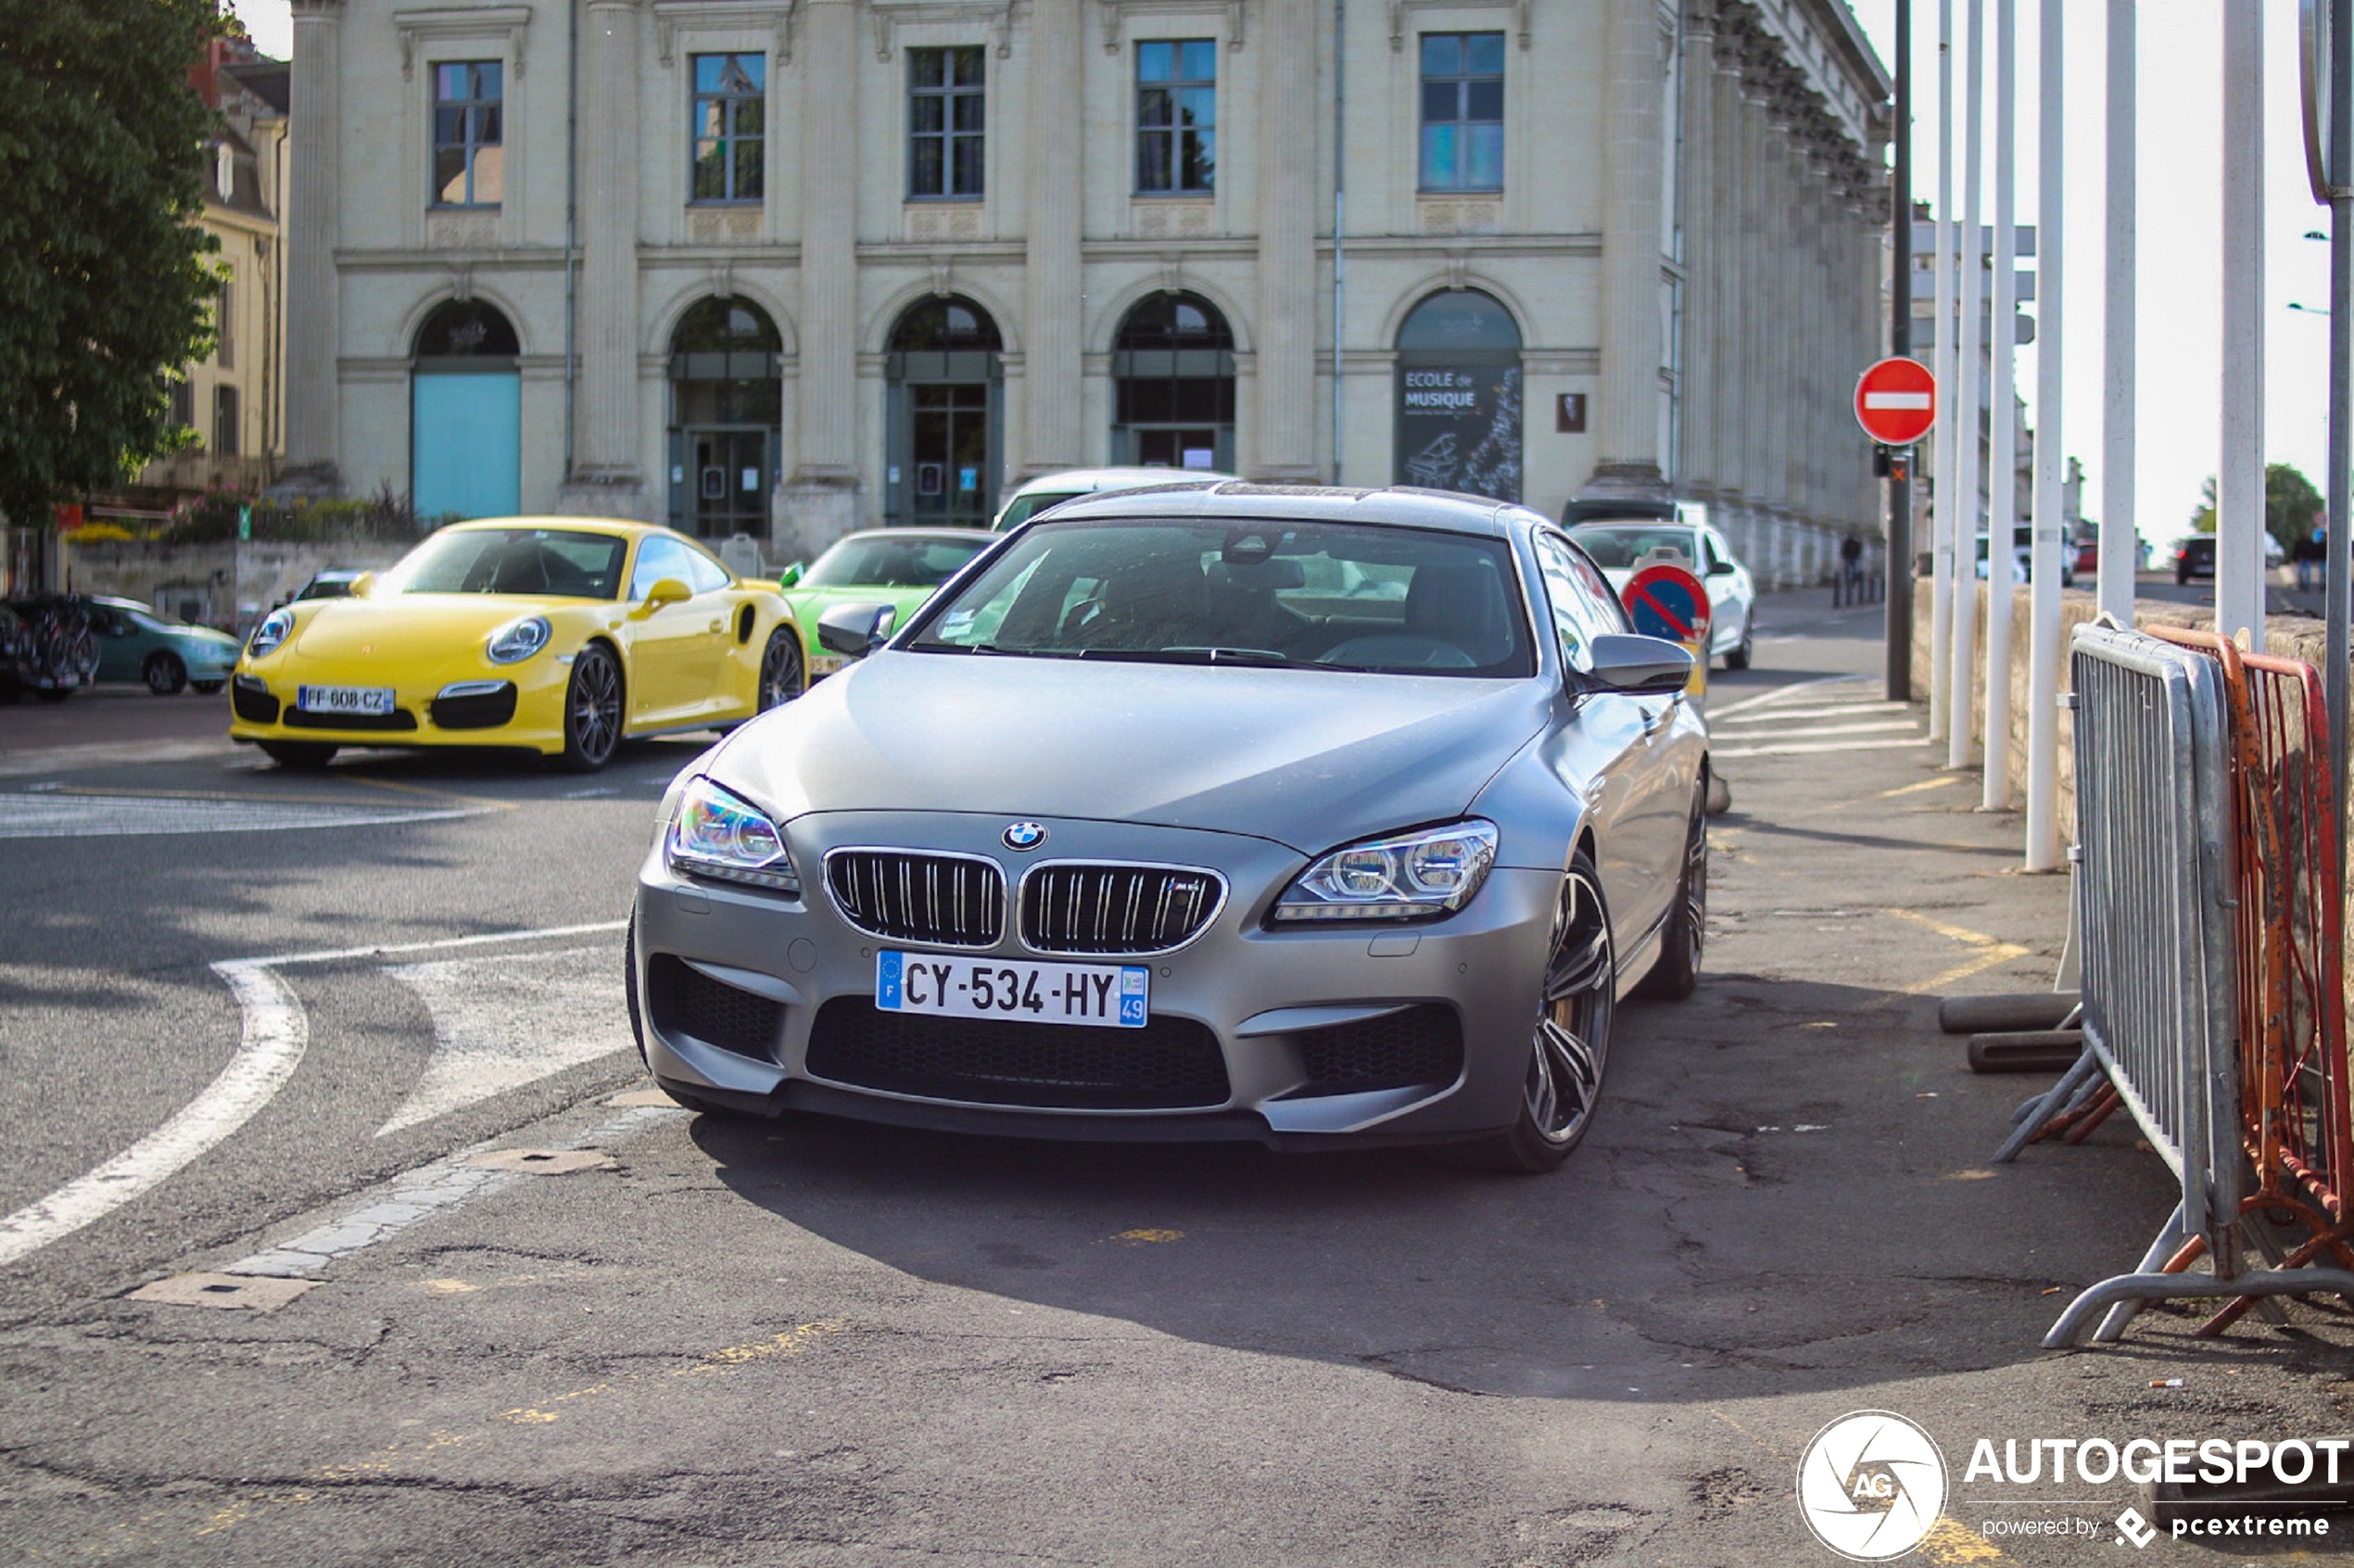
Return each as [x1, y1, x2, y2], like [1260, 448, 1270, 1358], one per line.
[229, 518, 804, 771]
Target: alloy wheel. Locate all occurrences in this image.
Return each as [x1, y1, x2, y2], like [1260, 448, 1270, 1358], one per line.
[570, 648, 621, 766]
[1526, 867, 1614, 1145]
[758, 630, 804, 712]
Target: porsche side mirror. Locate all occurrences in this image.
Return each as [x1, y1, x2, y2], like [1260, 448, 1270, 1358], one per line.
[639, 576, 691, 612]
[348, 572, 376, 597]
[777, 562, 805, 588]
[816, 602, 896, 660]
[1586, 634, 1694, 696]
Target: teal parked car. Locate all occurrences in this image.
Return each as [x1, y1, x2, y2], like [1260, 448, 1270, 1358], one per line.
[80, 596, 241, 695]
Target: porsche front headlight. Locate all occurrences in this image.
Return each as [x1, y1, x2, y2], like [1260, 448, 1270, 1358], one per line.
[665, 777, 798, 892]
[247, 608, 294, 660]
[1272, 819, 1499, 922]
[487, 614, 551, 664]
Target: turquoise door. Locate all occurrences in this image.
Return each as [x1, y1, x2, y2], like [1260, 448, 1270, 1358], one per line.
[412, 371, 521, 519]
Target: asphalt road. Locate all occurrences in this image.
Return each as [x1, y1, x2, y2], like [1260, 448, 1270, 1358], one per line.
[1, 596, 2348, 1566]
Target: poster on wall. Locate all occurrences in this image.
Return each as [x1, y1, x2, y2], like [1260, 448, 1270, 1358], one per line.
[1396, 366, 1523, 503]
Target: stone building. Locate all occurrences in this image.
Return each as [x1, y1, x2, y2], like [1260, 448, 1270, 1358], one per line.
[282, 0, 1886, 580]
[142, 38, 290, 498]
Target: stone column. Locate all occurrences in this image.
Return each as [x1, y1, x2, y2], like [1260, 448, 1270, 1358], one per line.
[1709, 39, 1745, 523]
[779, 0, 860, 545]
[1740, 76, 1774, 545]
[566, 0, 648, 514]
[1679, 5, 1718, 499]
[1023, 0, 1083, 477]
[280, 0, 342, 489]
[1583, 0, 1668, 503]
[1253, 0, 1320, 480]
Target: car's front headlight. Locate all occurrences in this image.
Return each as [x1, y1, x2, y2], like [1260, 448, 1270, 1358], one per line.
[665, 777, 799, 892]
[1272, 819, 1499, 922]
[247, 608, 295, 660]
[487, 615, 551, 664]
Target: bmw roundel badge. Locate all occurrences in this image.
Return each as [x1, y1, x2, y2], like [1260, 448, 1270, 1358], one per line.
[1002, 821, 1047, 851]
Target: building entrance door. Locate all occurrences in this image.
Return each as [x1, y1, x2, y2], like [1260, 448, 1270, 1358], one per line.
[909, 384, 993, 525]
[687, 428, 772, 536]
[885, 296, 1004, 527]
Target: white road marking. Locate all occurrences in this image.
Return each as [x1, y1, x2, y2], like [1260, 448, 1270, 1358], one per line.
[0, 960, 305, 1267]
[0, 920, 630, 1269]
[1702, 675, 1868, 721]
[1712, 701, 1914, 725]
[0, 792, 481, 839]
[1710, 736, 1935, 759]
[0, 739, 239, 778]
[1709, 719, 1922, 741]
[376, 946, 633, 1135]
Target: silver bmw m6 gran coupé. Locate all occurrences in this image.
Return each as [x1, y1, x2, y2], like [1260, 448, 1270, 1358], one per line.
[627, 484, 1709, 1171]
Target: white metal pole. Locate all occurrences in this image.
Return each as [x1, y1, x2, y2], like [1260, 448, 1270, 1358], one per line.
[2217, 0, 2266, 647]
[2024, 0, 2065, 869]
[1983, 0, 2019, 809]
[1930, 0, 1958, 742]
[1951, 0, 1987, 771]
[2098, 0, 2136, 626]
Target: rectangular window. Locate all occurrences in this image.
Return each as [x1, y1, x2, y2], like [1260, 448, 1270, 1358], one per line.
[212, 386, 240, 457]
[166, 377, 193, 432]
[690, 52, 767, 203]
[1135, 40, 1215, 194]
[908, 46, 984, 197]
[1419, 32, 1504, 192]
[216, 275, 234, 371]
[433, 60, 504, 207]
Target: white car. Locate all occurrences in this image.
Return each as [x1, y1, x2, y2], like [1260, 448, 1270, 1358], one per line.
[992, 466, 1240, 531]
[1564, 520, 1755, 669]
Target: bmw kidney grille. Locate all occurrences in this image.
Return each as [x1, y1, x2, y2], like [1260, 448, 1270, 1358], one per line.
[1019, 864, 1224, 955]
[825, 850, 1006, 948]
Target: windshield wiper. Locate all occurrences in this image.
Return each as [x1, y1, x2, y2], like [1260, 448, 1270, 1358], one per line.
[1076, 646, 1319, 669]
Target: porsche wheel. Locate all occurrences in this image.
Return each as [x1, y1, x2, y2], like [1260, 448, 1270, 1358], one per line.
[1466, 852, 1615, 1173]
[757, 628, 804, 712]
[560, 643, 623, 772]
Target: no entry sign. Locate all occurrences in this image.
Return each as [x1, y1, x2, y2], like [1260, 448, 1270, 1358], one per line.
[1854, 357, 1937, 446]
[1623, 563, 1713, 648]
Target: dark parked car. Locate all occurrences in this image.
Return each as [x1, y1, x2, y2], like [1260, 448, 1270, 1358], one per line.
[2175, 537, 2215, 585]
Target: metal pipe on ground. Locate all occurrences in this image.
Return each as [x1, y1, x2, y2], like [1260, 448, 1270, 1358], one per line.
[1938, 991, 2079, 1032]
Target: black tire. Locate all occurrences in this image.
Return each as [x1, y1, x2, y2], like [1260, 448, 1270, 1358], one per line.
[144, 652, 187, 695]
[259, 740, 337, 769]
[2177, 563, 2192, 586]
[1635, 786, 1708, 1001]
[560, 642, 623, 772]
[1723, 613, 1753, 671]
[757, 627, 804, 712]
[1462, 851, 1616, 1173]
[190, 679, 224, 695]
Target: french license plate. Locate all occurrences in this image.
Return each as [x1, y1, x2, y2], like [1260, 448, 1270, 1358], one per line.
[876, 951, 1148, 1030]
[297, 685, 395, 716]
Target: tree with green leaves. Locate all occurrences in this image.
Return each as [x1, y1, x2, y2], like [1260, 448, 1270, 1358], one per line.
[2188, 464, 2330, 553]
[0, 0, 221, 531]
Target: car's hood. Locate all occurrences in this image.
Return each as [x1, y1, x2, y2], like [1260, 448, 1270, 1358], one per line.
[715, 651, 1551, 852]
[169, 625, 241, 651]
[290, 593, 578, 658]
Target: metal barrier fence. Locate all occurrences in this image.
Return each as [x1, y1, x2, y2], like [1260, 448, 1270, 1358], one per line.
[2022, 624, 2354, 1346]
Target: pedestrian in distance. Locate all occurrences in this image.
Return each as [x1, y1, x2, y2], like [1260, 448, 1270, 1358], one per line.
[1838, 533, 1865, 605]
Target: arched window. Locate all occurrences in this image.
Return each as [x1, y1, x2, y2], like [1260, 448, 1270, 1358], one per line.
[1393, 288, 1523, 502]
[886, 295, 1003, 526]
[667, 297, 782, 537]
[411, 299, 521, 520]
[1112, 291, 1234, 472]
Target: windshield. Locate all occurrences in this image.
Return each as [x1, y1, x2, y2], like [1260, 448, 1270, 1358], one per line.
[909, 518, 1534, 677]
[804, 534, 987, 588]
[994, 491, 1089, 531]
[379, 528, 628, 599]
[1565, 525, 1702, 571]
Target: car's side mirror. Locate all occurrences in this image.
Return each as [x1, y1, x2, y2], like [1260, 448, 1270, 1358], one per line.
[1706, 560, 1735, 576]
[816, 602, 896, 660]
[777, 562, 804, 588]
[639, 576, 691, 612]
[348, 572, 375, 598]
[1585, 633, 1695, 696]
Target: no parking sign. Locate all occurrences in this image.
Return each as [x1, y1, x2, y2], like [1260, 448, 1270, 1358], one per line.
[1622, 563, 1712, 699]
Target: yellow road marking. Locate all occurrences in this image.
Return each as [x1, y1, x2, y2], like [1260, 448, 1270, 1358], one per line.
[1882, 907, 2019, 950]
[1105, 1228, 1184, 1246]
[1920, 1515, 2006, 1562]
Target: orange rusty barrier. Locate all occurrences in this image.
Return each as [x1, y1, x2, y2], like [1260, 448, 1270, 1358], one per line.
[2143, 626, 2354, 1334]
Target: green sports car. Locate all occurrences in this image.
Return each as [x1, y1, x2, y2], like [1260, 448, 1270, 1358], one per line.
[81, 595, 242, 695]
[776, 528, 994, 686]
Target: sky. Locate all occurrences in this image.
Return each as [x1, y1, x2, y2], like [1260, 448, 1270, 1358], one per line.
[230, 0, 2306, 544]
[1848, 0, 2326, 545]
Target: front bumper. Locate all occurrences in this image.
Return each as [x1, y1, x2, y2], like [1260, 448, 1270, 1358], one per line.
[228, 652, 571, 752]
[631, 810, 1561, 1147]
